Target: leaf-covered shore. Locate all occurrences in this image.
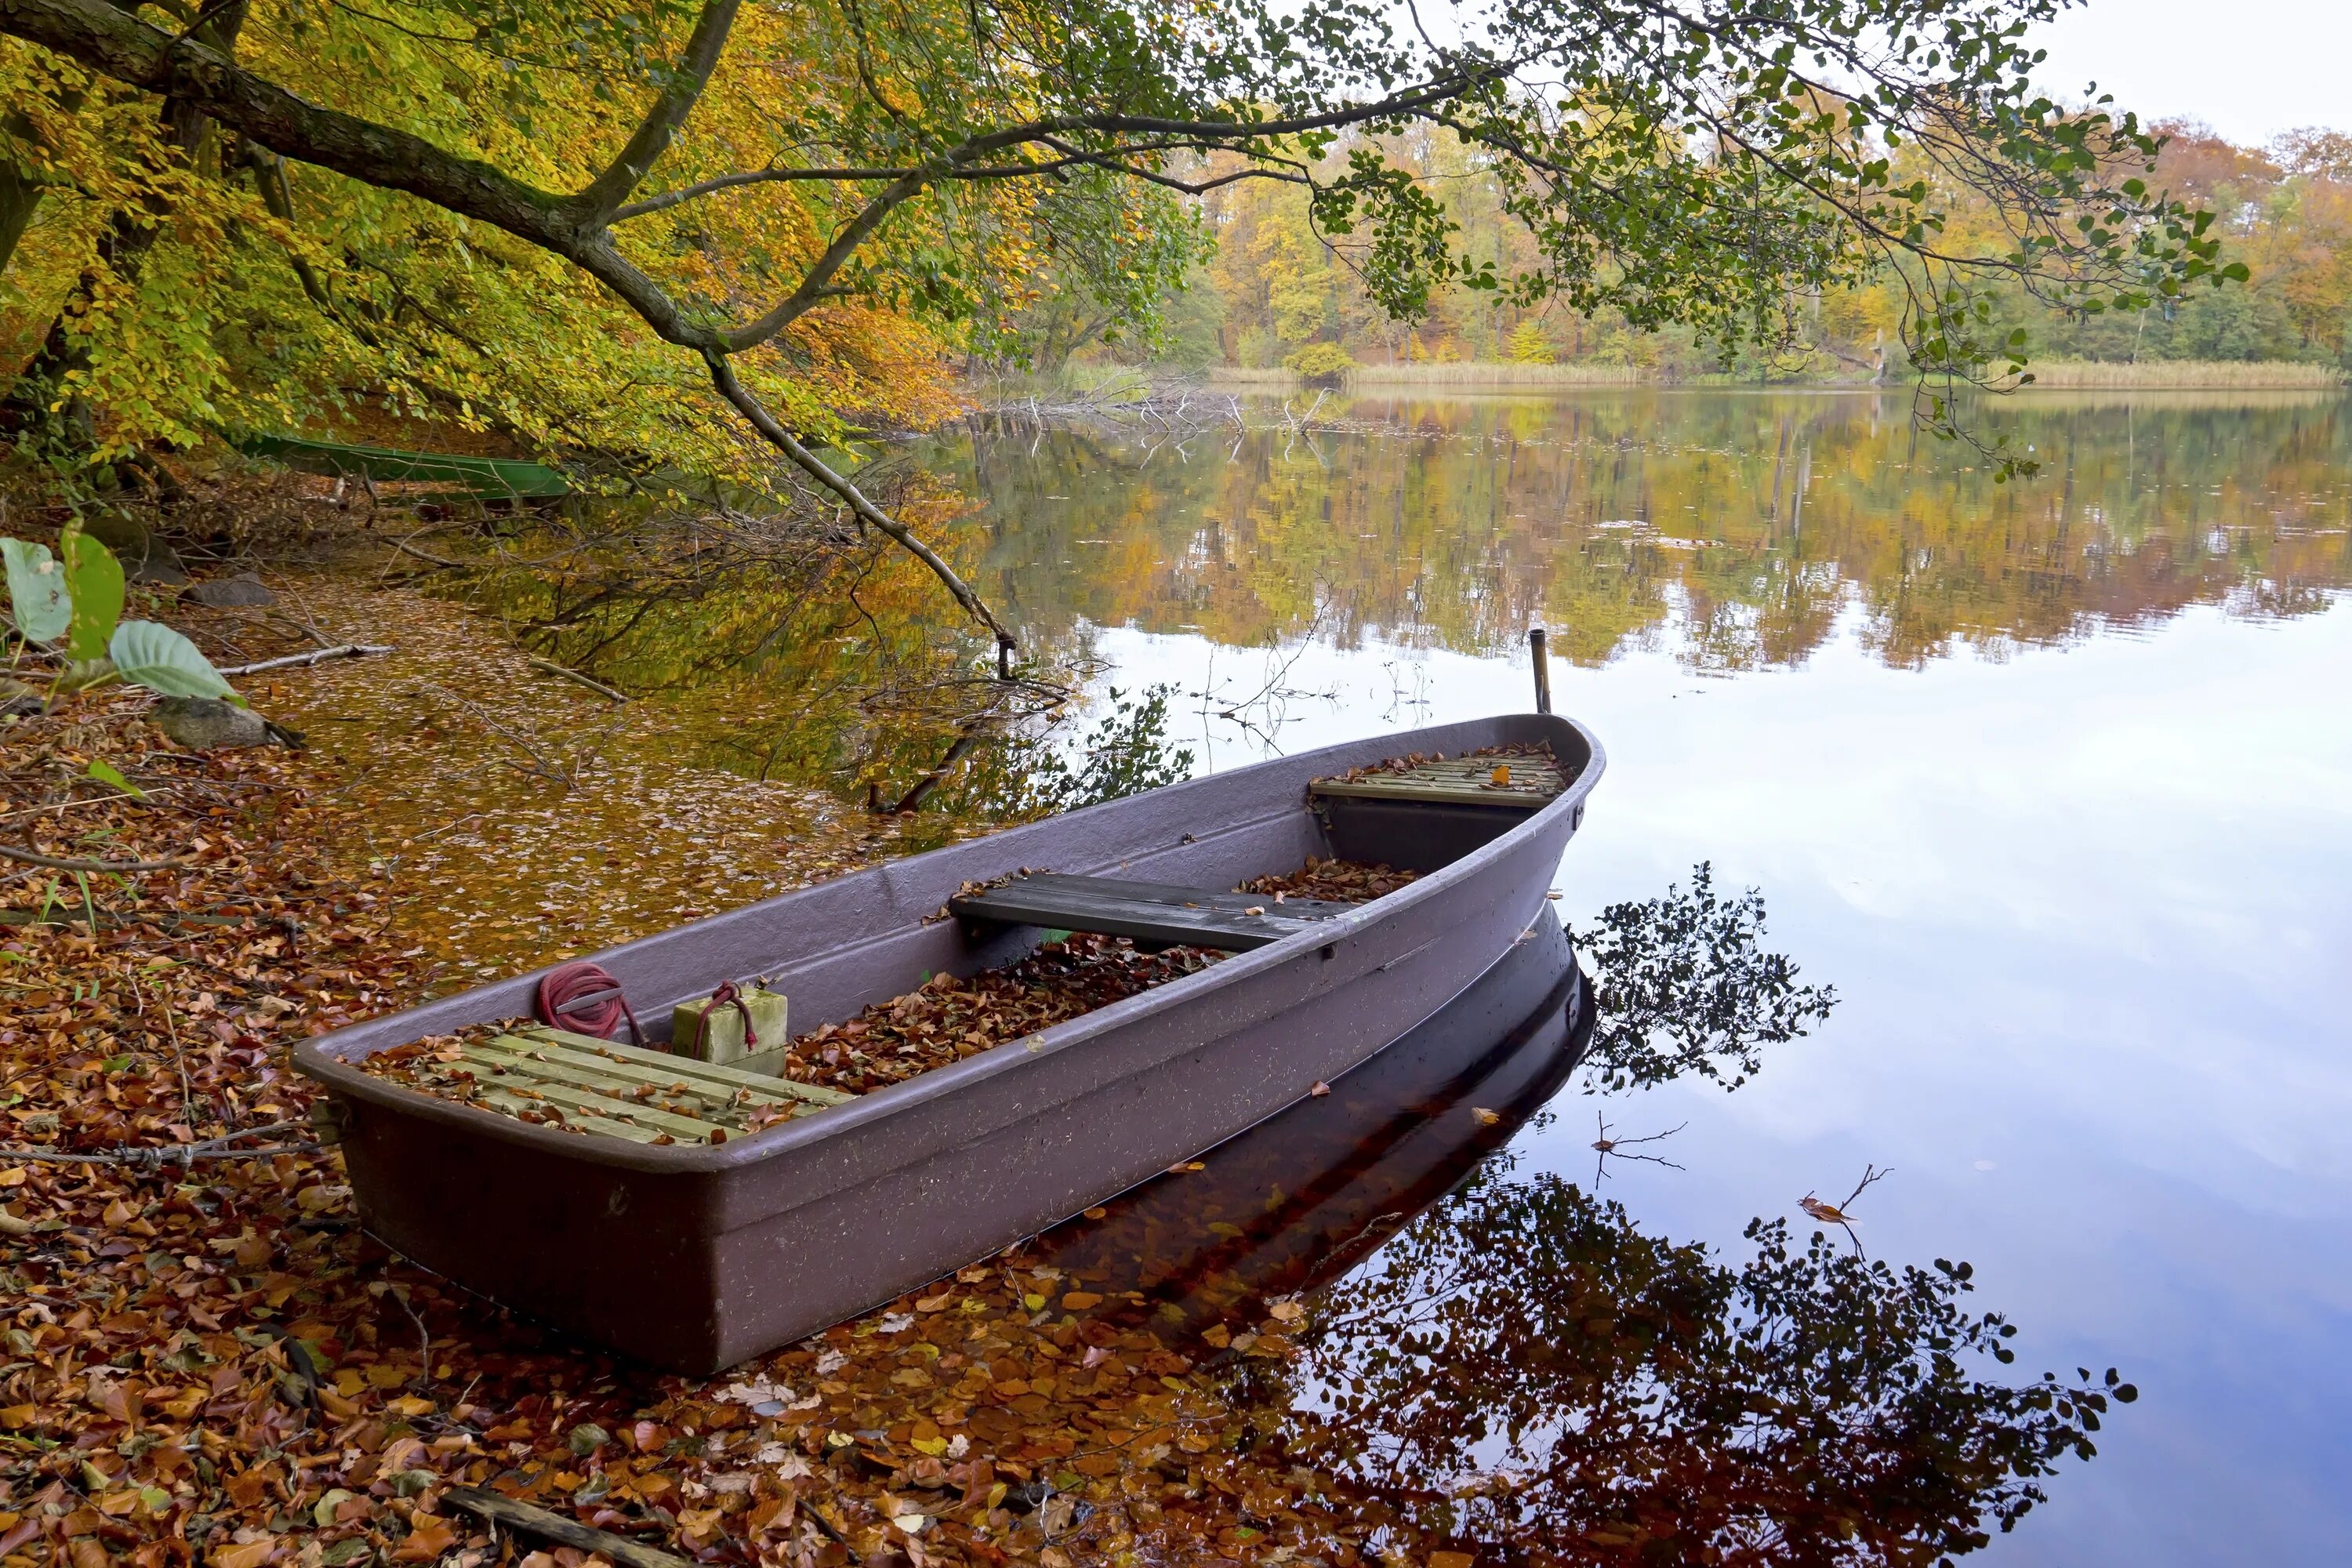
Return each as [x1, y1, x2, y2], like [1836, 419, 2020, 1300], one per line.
[0, 585, 1426, 1568]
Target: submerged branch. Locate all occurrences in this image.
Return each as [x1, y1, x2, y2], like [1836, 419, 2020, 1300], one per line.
[214, 644, 393, 676]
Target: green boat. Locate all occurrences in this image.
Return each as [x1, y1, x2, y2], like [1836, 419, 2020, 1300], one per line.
[236, 433, 572, 499]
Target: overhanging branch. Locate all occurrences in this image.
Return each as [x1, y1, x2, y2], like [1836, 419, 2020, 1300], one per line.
[700, 349, 1015, 651]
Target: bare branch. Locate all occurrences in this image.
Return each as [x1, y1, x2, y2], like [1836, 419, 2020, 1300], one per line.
[0, 842, 192, 872]
[699, 349, 1014, 650]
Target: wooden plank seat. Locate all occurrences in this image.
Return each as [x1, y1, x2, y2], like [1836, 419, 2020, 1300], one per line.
[434, 1025, 848, 1144]
[949, 873, 1356, 952]
[1309, 751, 1570, 809]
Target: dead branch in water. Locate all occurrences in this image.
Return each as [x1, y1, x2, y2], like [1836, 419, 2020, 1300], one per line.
[216, 644, 394, 677]
[525, 656, 630, 703]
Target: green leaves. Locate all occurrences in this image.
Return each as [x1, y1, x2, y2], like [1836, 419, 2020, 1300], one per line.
[2, 539, 70, 645]
[108, 621, 240, 702]
[85, 759, 147, 800]
[61, 525, 125, 663]
[5, 532, 240, 702]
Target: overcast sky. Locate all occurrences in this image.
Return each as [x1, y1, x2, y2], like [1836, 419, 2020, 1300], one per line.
[2031, 0, 2350, 147]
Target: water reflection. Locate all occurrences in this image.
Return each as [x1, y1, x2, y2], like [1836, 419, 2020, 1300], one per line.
[1030, 877, 2120, 1564]
[1034, 909, 1590, 1325]
[1245, 1163, 2127, 1566]
[947, 390, 2350, 671]
[426, 392, 2348, 815]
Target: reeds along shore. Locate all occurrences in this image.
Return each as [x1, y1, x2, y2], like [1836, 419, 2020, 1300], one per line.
[1198, 358, 2346, 392]
[1991, 359, 2346, 390]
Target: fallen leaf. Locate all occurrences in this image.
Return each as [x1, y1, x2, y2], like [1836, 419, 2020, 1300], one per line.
[211, 1539, 277, 1568]
[390, 1517, 456, 1563]
[1471, 1108, 1502, 1126]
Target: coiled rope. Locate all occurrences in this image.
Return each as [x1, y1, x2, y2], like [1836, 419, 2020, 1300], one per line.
[535, 960, 644, 1045]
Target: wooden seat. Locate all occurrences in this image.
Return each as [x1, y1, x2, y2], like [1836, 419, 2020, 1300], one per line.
[432, 1026, 848, 1144]
[949, 873, 1354, 952]
[1309, 752, 1570, 809]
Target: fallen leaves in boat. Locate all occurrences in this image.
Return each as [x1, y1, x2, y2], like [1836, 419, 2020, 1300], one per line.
[349, 857, 1419, 1127]
[1324, 740, 1561, 786]
[783, 933, 1223, 1095]
[1239, 855, 1420, 905]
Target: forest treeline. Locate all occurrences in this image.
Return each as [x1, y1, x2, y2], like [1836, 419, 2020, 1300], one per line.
[0, 0, 2275, 635]
[1007, 122, 2352, 380]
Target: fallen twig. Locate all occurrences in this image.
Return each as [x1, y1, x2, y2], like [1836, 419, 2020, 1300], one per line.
[0, 1120, 314, 1172]
[387, 538, 470, 570]
[215, 644, 395, 677]
[0, 843, 191, 872]
[525, 656, 630, 703]
[1591, 1110, 1687, 1185]
[443, 1487, 697, 1568]
[1800, 1163, 1891, 1258]
[0, 904, 281, 931]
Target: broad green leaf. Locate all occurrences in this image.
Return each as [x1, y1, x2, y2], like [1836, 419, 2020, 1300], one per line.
[108, 620, 239, 702]
[86, 758, 147, 800]
[60, 525, 125, 662]
[2, 538, 70, 644]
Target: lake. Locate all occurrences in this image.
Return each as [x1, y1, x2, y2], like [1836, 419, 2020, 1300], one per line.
[927, 388, 2352, 1563]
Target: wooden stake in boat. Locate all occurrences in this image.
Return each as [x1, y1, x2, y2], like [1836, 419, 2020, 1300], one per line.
[1529, 627, 1553, 714]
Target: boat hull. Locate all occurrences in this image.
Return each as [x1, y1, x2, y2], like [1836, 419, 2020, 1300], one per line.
[297, 712, 1603, 1372]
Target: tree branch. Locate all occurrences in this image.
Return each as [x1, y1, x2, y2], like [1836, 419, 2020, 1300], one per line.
[0, 0, 573, 242]
[0, 843, 192, 871]
[699, 349, 1014, 650]
[565, 0, 742, 227]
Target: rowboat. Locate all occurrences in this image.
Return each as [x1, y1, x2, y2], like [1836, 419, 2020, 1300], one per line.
[295, 712, 1605, 1373]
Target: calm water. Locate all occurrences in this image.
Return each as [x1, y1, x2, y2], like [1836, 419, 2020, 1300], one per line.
[935, 390, 2352, 1563]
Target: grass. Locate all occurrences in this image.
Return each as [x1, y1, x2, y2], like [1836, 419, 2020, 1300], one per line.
[1201, 366, 1308, 385]
[1346, 361, 1646, 387]
[1997, 359, 2345, 390]
[1203, 361, 1646, 390]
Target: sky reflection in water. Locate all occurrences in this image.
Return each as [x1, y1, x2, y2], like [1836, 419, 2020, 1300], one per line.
[946, 391, 2352, 1563]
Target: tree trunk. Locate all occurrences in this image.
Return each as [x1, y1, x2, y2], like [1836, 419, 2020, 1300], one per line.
[0, 113, 49, 279]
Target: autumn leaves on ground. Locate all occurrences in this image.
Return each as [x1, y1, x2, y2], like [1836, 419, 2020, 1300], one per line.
[0, 550, 1379, 1568]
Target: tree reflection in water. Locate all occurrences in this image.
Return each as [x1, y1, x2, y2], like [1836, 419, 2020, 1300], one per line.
[1240, 1163, 2132, 1565]
[1040, 869, 2129, 1566]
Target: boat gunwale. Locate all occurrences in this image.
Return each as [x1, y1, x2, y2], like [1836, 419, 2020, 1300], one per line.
[295, 712, 1605, 1175]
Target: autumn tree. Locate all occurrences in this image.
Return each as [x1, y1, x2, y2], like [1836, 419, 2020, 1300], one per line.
[2, 0, 2230, 640]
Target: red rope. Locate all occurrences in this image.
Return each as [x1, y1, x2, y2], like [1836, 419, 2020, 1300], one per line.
[535, 960, 643, 1045]
[697, 978, 758, 1048]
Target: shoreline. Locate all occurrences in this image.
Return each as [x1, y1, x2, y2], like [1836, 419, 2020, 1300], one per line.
[1189, 358, 2347, 394]
[0, 541, 1332, 1568]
